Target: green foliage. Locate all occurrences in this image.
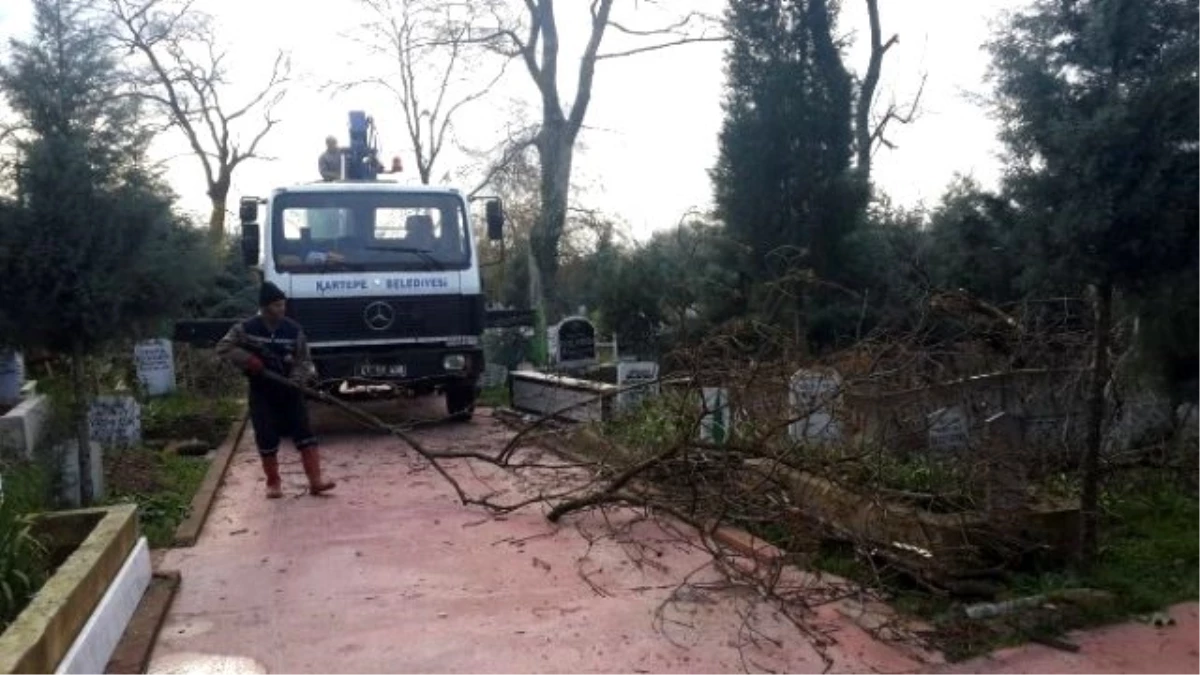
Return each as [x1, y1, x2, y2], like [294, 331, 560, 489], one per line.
[141, 392, 242, 446]
[839, 199, 931, 335]
[0, 0, 218, 353]
[0, 461, 50, 631]
[712, 0, 866, 299]
[104, 447, 209, 548]
[1123, 268, 1199, 403]
[925, 176, 1022, 303]
[597, 220, 744, 355]
[606, 392, 698, 454]
[1012, 473, 1199, 615]
[476, 386, 508, 409]
[482, 328, 532, 370]
[987, 0, 1198, 295]
[184, 238, 258, 320]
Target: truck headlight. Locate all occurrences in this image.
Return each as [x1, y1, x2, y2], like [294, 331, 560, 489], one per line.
[443, 354, 467, 371]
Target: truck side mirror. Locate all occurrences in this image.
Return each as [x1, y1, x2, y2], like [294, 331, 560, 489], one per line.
[486, 200, 504, 241]
[239, 197, 261, 265]
[241, 222, 260, 266]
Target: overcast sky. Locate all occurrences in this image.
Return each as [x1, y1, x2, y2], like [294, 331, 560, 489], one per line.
[0, 0, 1023, 241]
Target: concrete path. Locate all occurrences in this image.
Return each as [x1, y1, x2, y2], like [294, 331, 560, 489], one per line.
[938, 602, 1198, 674]
[146, 402, 932, 674]
[145, 400, 1199, 674]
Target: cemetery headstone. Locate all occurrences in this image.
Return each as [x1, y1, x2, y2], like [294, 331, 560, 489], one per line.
[616, 361, 659, 413]
[554, 316, 597, 369]
[927, 406, 969, 452]
[699, 387, 732, 444]
[88, 395, 142, 449]
[0, 350, 24, 407]
[134, 338, 177, 396]
[789, 369, 843, 444]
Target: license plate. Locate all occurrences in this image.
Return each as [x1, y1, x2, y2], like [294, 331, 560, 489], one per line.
[358, 363, 406, 377]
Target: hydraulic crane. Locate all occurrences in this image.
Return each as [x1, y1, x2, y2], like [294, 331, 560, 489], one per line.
[338, 111, 401, 180]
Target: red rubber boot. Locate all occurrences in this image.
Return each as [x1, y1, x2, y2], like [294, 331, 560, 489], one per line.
[261, 454, 283, 499]
[299, 446, 336, 495]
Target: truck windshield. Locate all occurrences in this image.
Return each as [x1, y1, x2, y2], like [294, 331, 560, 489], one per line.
[271, 191, 470, 273]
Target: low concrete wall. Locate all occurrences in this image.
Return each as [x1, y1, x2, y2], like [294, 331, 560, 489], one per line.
[0, 504, 140, 674]
[0, 393, 52, 461]
[510, 371, 616, 423]
[56, 537, 151, 674]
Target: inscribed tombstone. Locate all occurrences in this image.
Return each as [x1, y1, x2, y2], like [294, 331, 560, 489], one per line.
[927, 406, 969, 452]
[89, 396, 142, 449]
[134, 339, 176, 396]
[616, 361, 659, 413]
[789, 369, 842, 444]
[555, 317, 597, 368]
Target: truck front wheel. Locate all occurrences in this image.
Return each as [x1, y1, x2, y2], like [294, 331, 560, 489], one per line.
[445, 384, 477, 422]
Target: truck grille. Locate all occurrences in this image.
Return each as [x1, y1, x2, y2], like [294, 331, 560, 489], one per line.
[287, 295, 484, 343]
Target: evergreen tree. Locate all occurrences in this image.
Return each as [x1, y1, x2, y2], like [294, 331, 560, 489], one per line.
[711, 0, 865, 345]
[926, 175, 1021, 303]
[0, 0, 215, 504]
[987, 0, 1198, 562]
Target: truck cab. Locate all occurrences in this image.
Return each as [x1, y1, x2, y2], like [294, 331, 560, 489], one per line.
[237, 180, 504, 420]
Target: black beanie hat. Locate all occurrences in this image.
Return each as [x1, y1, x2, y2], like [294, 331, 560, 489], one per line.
[259, 282, 287, 307]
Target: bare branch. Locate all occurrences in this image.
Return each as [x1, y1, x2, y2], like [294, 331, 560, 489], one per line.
[106, 0, 288, 238]
[337, 0, 508, 185]
[595, 34, 729, 61]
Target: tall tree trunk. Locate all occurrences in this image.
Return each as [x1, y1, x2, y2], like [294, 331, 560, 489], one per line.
[1079, 278, 1113, 565]
[70, 339, 93, 506]
[532, 127, 574, 311]
[208, 172, 232, 244]
[854, 0, 887, 181]
[208, 197, 227, 244]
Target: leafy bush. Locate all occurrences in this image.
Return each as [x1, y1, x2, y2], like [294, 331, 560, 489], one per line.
[0, 461, 49, 631]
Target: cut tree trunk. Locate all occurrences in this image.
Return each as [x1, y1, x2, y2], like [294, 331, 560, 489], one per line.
[1079, 278, 1113, 565]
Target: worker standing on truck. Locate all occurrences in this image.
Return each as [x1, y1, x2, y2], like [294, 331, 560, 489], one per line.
[216, 282, 336, 499]
[318, 135, 342, 181]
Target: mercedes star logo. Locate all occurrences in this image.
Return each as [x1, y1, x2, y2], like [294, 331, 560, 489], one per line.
[363, 301, 395, 331]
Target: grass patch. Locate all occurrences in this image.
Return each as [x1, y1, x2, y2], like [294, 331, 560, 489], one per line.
[791, 472, 1199, 661]
[141, 392, 242, 447]
[107, 390, 239, 546]
[1010, 471, 1198, 614]
[477, 386, 509, 409]
[104, 447, 210, 548]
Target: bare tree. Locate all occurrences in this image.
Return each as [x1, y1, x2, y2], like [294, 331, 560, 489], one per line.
[336, 0, 509, 186]
[475, 1, 725, 308]
[853, 0, 925, 181]
[107, 0, 289, 242]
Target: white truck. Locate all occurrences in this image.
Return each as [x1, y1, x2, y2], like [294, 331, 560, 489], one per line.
[227, 113, 507, 420]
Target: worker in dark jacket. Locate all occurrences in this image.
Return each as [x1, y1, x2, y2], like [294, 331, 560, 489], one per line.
[318, 136, 342, 181]
[216, 282, 336, 498]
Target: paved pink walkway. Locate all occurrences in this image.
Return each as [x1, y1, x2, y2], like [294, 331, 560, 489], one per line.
[147, 401, 1199, 674]
[147, 403, 933, 674]
[939, 602, 1199, 674]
